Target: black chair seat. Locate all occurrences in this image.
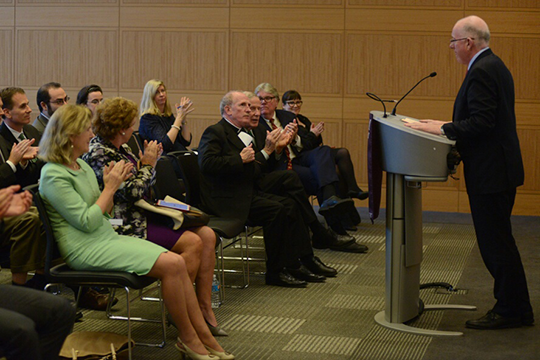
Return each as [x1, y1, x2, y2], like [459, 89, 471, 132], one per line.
[49, 263, 157, 289]
[208, 216, 245, 240]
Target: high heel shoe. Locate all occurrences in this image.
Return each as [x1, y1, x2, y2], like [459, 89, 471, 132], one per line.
[205, 345, 235, 360]
[175, 338, 219, 360]
[206, 319, 229, 336]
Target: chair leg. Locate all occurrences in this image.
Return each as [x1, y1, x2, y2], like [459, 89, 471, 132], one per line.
[125, 287, 132, 360]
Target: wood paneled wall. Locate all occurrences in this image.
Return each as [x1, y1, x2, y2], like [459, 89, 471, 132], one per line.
[1, 0, 539, 215]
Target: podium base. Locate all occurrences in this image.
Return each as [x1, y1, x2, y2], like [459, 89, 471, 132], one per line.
[374, 304, 477, 336]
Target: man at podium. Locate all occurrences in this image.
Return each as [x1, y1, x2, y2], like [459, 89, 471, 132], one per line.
[404, 15, 533, 330]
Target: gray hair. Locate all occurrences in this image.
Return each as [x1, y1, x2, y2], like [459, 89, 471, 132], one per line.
[254, 83, 280, 102]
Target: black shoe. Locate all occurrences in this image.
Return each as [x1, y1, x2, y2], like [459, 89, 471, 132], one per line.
[318, 196, 355, 218]
[266, 270, 308, 288]
[312, 228, 354, 249]
[329, 240, 368, 253]
[465, 311, 525, 330]
[348, 190, 369, 201]
[75, 310, 83, 322]
[327, 228, 355, 243]
[301, 256, 337, 278]
[522, 312, 535, 326]
[287, 265, 326, 283]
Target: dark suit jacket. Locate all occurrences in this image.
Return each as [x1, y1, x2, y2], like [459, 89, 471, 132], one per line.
[442, 49, 524, 195]
[32, 113, 48, 135]
[283, 112, 323, 151]
[0, 122, 44, 188]
[0, 136, 18, 188]
[198, 118, 268, 222]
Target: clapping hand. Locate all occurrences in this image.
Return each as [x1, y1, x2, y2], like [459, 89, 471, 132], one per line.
[139, 140, 162, 168]
[0, 185, 32, 219]
[103, 160, 133, 191]
[175, 97, 195, 120]
[263, 128, 282, 154]
[310, 122, 324, 137]
[9, 139, 36, 165]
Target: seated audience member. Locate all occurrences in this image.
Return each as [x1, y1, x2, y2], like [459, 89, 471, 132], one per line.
[38, 104, 232, 360]
[139, 79, 194, 154]
[0, 87, 44, 187]
[243, 91, 368, 253]
[254, 83, 358, 236]
[83, 97, 226, 336]
[32, 82, 69, 135]
[76, 84, 104, 115]
[199, 91, 344, 288]
[0, 185, 76, 360]
[282, 90, 368, 201]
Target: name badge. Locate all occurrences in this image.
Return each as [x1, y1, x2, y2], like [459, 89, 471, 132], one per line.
[109, 219, 123, 226]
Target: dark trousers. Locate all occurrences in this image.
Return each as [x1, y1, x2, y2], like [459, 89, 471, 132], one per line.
[248, 191, 313, 273]
[468, 188, 533, 318]
[0, 285, 76, 360]
[258, 170, 318, 225]
[291, 146, 339, 197]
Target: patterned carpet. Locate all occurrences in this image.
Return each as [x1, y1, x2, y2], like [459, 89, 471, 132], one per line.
[2, 208, 538, 359]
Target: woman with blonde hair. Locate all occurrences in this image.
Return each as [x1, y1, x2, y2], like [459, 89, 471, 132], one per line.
[139, 79, 194, 154]
[83, 97, 227, 337]
[39, 104, 233, 360]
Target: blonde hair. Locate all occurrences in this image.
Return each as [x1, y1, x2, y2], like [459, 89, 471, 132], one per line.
[93, 97, 138, 140]
[139, 79, 172, 117]
[39, 105, 92, 164]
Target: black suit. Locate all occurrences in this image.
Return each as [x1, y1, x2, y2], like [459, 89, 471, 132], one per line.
[0, 123, 44, 188]
[198, 118, 314, 273]
[442, 48, 532, 318]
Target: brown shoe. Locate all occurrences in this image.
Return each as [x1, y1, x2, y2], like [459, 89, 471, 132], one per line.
[78, 288, 118, 311]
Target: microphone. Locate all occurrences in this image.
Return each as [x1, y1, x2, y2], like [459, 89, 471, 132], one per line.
[366, 92, 397, 118]
[390, 72, 437, 116]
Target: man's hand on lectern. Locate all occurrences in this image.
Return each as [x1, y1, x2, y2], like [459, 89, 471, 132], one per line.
[404, 119, 449, 136]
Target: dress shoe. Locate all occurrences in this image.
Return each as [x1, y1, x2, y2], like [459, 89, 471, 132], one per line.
[521, 312, 535, 326]
[328, 228, 355, 243]
[265, 270, 308, 288]
[175, 338, 218, 360]
[348, 189, 369, 200]
[205, 345, 235, 359]
[287, 265, 326, 283]
[301, 256, 337, 278]
[78, 288, 118, 311]
[312, 228, 354, 249]
[465, 310, 525, 330]
[206, 320, 229, 336]
[329, 240, 368, 253]
[318, 196, 355, 218]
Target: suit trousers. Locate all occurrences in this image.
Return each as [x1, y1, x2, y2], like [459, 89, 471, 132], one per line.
[257, 170, 318, 225]
[468, 188, 533, 317]
[248, 192, 313, 273]
[0, 285, 76, 360]
[292, 145, 339, 196]
[1, 207, 46, 273]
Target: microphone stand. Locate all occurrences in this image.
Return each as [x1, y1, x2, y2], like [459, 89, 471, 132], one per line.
[391, 72, 437, 116]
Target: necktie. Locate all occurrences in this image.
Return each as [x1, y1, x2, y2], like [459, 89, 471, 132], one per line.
[18, 133, 26, 142]
[269, 118, 292, 170]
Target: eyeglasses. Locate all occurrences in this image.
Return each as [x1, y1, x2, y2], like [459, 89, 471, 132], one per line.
[449, 37, 474, 44]
[258, 96, 275, 103]
[50, 96, 70, 106]
[285, 100, 303, 107]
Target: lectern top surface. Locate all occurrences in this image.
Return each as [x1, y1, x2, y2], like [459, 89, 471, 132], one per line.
[370, 111, 455, 146]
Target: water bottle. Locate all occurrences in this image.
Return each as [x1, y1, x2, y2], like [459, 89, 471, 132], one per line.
[211, 274, 221, 308]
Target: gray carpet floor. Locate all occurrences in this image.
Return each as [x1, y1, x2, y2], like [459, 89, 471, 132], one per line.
[1, 208, 538, 359]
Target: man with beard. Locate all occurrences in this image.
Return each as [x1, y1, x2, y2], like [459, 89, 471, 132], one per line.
[32, 82, 69, 135]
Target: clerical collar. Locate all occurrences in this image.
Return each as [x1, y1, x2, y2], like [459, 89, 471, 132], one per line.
[223, 117, 242, 132]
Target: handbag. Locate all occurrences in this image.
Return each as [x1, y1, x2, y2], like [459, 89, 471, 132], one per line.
[59, 331, 134, 360]
[135, 195, 209, 230]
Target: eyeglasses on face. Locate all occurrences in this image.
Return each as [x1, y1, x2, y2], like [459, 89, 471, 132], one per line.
[50, 96, 70, 106]
[449, 37, 474, 44]
[258, 96, 275, 103]
[285, 100, 302, 107]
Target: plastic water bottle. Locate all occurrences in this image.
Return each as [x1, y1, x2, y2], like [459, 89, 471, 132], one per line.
[211, 274, 221, 308]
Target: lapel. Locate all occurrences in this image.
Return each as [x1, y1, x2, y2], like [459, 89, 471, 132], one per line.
[0, 122, 18, 145]
[220, 118, 247, 152]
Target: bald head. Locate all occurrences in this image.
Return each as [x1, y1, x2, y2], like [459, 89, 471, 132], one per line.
[454, 16, 490, 47]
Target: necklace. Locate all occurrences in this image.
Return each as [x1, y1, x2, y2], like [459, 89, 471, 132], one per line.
[67, 161, 80, 171]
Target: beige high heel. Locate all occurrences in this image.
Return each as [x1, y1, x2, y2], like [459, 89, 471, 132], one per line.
[174, 338, 218, 360]
[205, 345, 235, 360]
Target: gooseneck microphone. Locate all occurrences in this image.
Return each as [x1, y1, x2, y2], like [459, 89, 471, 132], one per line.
[366, 92, 397, 118]
[390, 72, 437, 116]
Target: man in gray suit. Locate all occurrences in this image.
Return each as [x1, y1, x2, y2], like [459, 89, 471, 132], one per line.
[32, 82, 69, 134]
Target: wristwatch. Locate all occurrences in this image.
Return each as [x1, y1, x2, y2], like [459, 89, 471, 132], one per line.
[440, 126, 445, 136]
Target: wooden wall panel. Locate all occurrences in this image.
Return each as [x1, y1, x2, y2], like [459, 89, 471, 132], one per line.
[517, 128, 540, 192]
[120, 30, 228, 92]
[466, 11, 540, 35]
[294, 96, 343, 119]
[16, 30, 118, 88]
[123, 0, 226, 4]
[231, 8, 344, 30]
[349, 0, 461, 6]
[17, 0, 116, 3]
[346, 9, 462, 32]
[234, 0, 342, 4]
[490, 37, 540, 101]
[0, 6, 14, 26]
[16, 7, 119, 27]
[467, 0, 540, 9]
[0, 30, 12, 87]
[120, 7, 229, 29]
[230, 31, 343, 95]
[343, 122, 369, 185]
[346, 33, 463, 98]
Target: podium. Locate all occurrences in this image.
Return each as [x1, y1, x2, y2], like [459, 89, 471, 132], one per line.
[369, 111, 476, 336]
